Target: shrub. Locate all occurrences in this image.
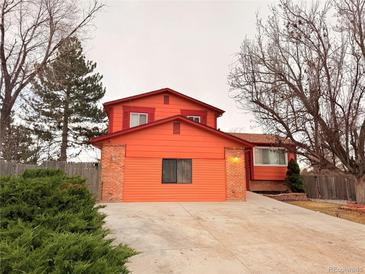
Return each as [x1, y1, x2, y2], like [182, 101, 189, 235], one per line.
[0, 169, 135, 274]
[22, 168, 65, 178]
[285, 159, 304, 192]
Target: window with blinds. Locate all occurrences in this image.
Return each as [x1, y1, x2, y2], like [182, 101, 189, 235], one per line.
[162, 159, 192, 184]
[186, 116, 201, 123]
[130, 112, 148, 128]
[254, 147, 287, 166]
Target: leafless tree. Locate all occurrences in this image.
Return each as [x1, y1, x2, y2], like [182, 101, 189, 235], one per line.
[337, 0, 365, 60]
[229, 0, 365, 203]
[0, 0, 103, 157]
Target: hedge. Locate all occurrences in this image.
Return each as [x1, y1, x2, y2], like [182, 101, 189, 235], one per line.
[0, 168, 135, 274]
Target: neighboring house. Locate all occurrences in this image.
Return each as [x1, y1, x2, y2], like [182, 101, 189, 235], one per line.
[91, 88, 295, 202]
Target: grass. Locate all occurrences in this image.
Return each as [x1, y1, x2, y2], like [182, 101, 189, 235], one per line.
[287, 201, 365, 225]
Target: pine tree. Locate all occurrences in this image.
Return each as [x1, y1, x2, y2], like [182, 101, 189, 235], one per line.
[2, 122, 41, 164]
[285, 159, 304, 192]
[26, 37, 106, 161]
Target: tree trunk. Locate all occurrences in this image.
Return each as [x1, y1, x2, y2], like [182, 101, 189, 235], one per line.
[0, 116, 6, 157]
[0, 104, 11, 158]
[59, 93, 70, 161]
[355, 176, 365, 204]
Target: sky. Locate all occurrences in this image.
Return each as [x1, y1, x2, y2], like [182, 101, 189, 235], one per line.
[77, 0, 281, 161]
[85, 0, 277, 133]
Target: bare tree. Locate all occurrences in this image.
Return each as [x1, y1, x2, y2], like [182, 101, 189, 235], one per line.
[337, 0, 365, 59]
[229, 0, 365, 203]
[0, 0, 103, 157]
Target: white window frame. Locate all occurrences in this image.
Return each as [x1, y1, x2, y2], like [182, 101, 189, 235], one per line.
[186, 115, 201, 123]
[130, 112, 148, 128]
[253, 146, 288, 167]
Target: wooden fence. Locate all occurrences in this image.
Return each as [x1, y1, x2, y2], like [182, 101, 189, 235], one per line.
[0, 160, 100, 199]
[302, 175, 356, 201]
[1, 160, 358, 202]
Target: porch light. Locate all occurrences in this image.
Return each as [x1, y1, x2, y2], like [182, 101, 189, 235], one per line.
[231, 156, 240, 163]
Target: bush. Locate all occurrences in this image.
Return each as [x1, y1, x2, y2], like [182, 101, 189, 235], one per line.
[0, 169, 135, 274]
[286, 159, 304, 192]
[22, 168, 65, 178]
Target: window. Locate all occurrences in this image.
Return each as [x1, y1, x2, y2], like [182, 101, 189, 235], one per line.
[186, 116, 201, 123]
[162, 159, 192, 184]
[254, 147, 287, 166]
[164, 95, 169, 104]
[130, 113, 148, 128]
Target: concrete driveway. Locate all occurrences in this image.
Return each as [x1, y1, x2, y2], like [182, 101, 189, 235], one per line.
[100, 192, 365, 274]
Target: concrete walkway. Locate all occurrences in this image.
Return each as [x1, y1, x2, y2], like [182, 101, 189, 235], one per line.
[100, 192, 365, 274]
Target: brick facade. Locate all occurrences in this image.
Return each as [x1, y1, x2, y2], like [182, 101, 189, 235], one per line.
[100, 144, 125, 202]
[225, 148, 246, 200]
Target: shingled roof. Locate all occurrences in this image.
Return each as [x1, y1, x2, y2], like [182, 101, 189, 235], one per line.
[228, 132, 294, 146]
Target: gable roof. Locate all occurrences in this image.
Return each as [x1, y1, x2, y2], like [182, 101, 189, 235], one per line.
[228, 132, 294, 146]
[103, 88, 225, 115]
[91, 115, 253, 147]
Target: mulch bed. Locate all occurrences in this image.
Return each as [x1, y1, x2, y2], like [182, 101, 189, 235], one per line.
[340, 203, 365, 214]
[265, 192, 309, 201]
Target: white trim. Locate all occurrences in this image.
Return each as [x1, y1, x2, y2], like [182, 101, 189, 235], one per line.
[186, 115, 201, 122]
[253, 146, 288, 167]
[130, 112, 148, 128]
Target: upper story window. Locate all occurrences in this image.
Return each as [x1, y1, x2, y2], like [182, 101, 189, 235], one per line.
[187, 116, 201, 123]
[130, 112, 148, 128]
[181, 110, 207, 125]
[254, 147, 287, 166]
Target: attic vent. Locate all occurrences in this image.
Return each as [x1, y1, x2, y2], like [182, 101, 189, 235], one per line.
[164, 95, 169, 104]
[173, 121, 180, 134]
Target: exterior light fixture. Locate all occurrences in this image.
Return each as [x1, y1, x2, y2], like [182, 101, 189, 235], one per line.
[232, 156, 240, 163]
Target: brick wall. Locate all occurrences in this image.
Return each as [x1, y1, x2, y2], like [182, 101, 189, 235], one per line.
[225, 148, 246, 200]
[100, 144, 125, 202]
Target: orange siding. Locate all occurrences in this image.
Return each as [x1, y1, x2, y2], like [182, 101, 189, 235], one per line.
[109, 93, 218, 132]
[252, 151, 296, 181]
[105, 120, 245, 202]
[107, 122, 240, 159]
[123, 158, 226, 202]
[253, 166, 288, 181]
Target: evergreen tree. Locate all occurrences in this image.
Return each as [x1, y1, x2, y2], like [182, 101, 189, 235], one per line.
[2, 122, 40, 164]
[285, 159, 304, 193]
[26, 37, 106, 161]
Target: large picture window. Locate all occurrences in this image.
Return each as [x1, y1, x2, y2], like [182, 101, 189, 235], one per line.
[254, 147, 287, 166]
[130, 112, 148, 128]
[162, 159, 192, 184]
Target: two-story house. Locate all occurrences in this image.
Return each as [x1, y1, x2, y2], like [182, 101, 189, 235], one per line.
[91, 88, 296, 202]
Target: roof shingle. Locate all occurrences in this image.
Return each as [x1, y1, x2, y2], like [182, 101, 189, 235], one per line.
[228, 132, 293, 145]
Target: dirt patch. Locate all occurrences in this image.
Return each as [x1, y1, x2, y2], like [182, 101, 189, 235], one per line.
[265, 192, 308, 201]
[287, 201, 365, 225]
[340, 203, 365, 214]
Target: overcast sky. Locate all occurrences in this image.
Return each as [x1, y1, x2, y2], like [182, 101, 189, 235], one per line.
[85, 0, 278, 134]
[77, 0, 281, 161]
